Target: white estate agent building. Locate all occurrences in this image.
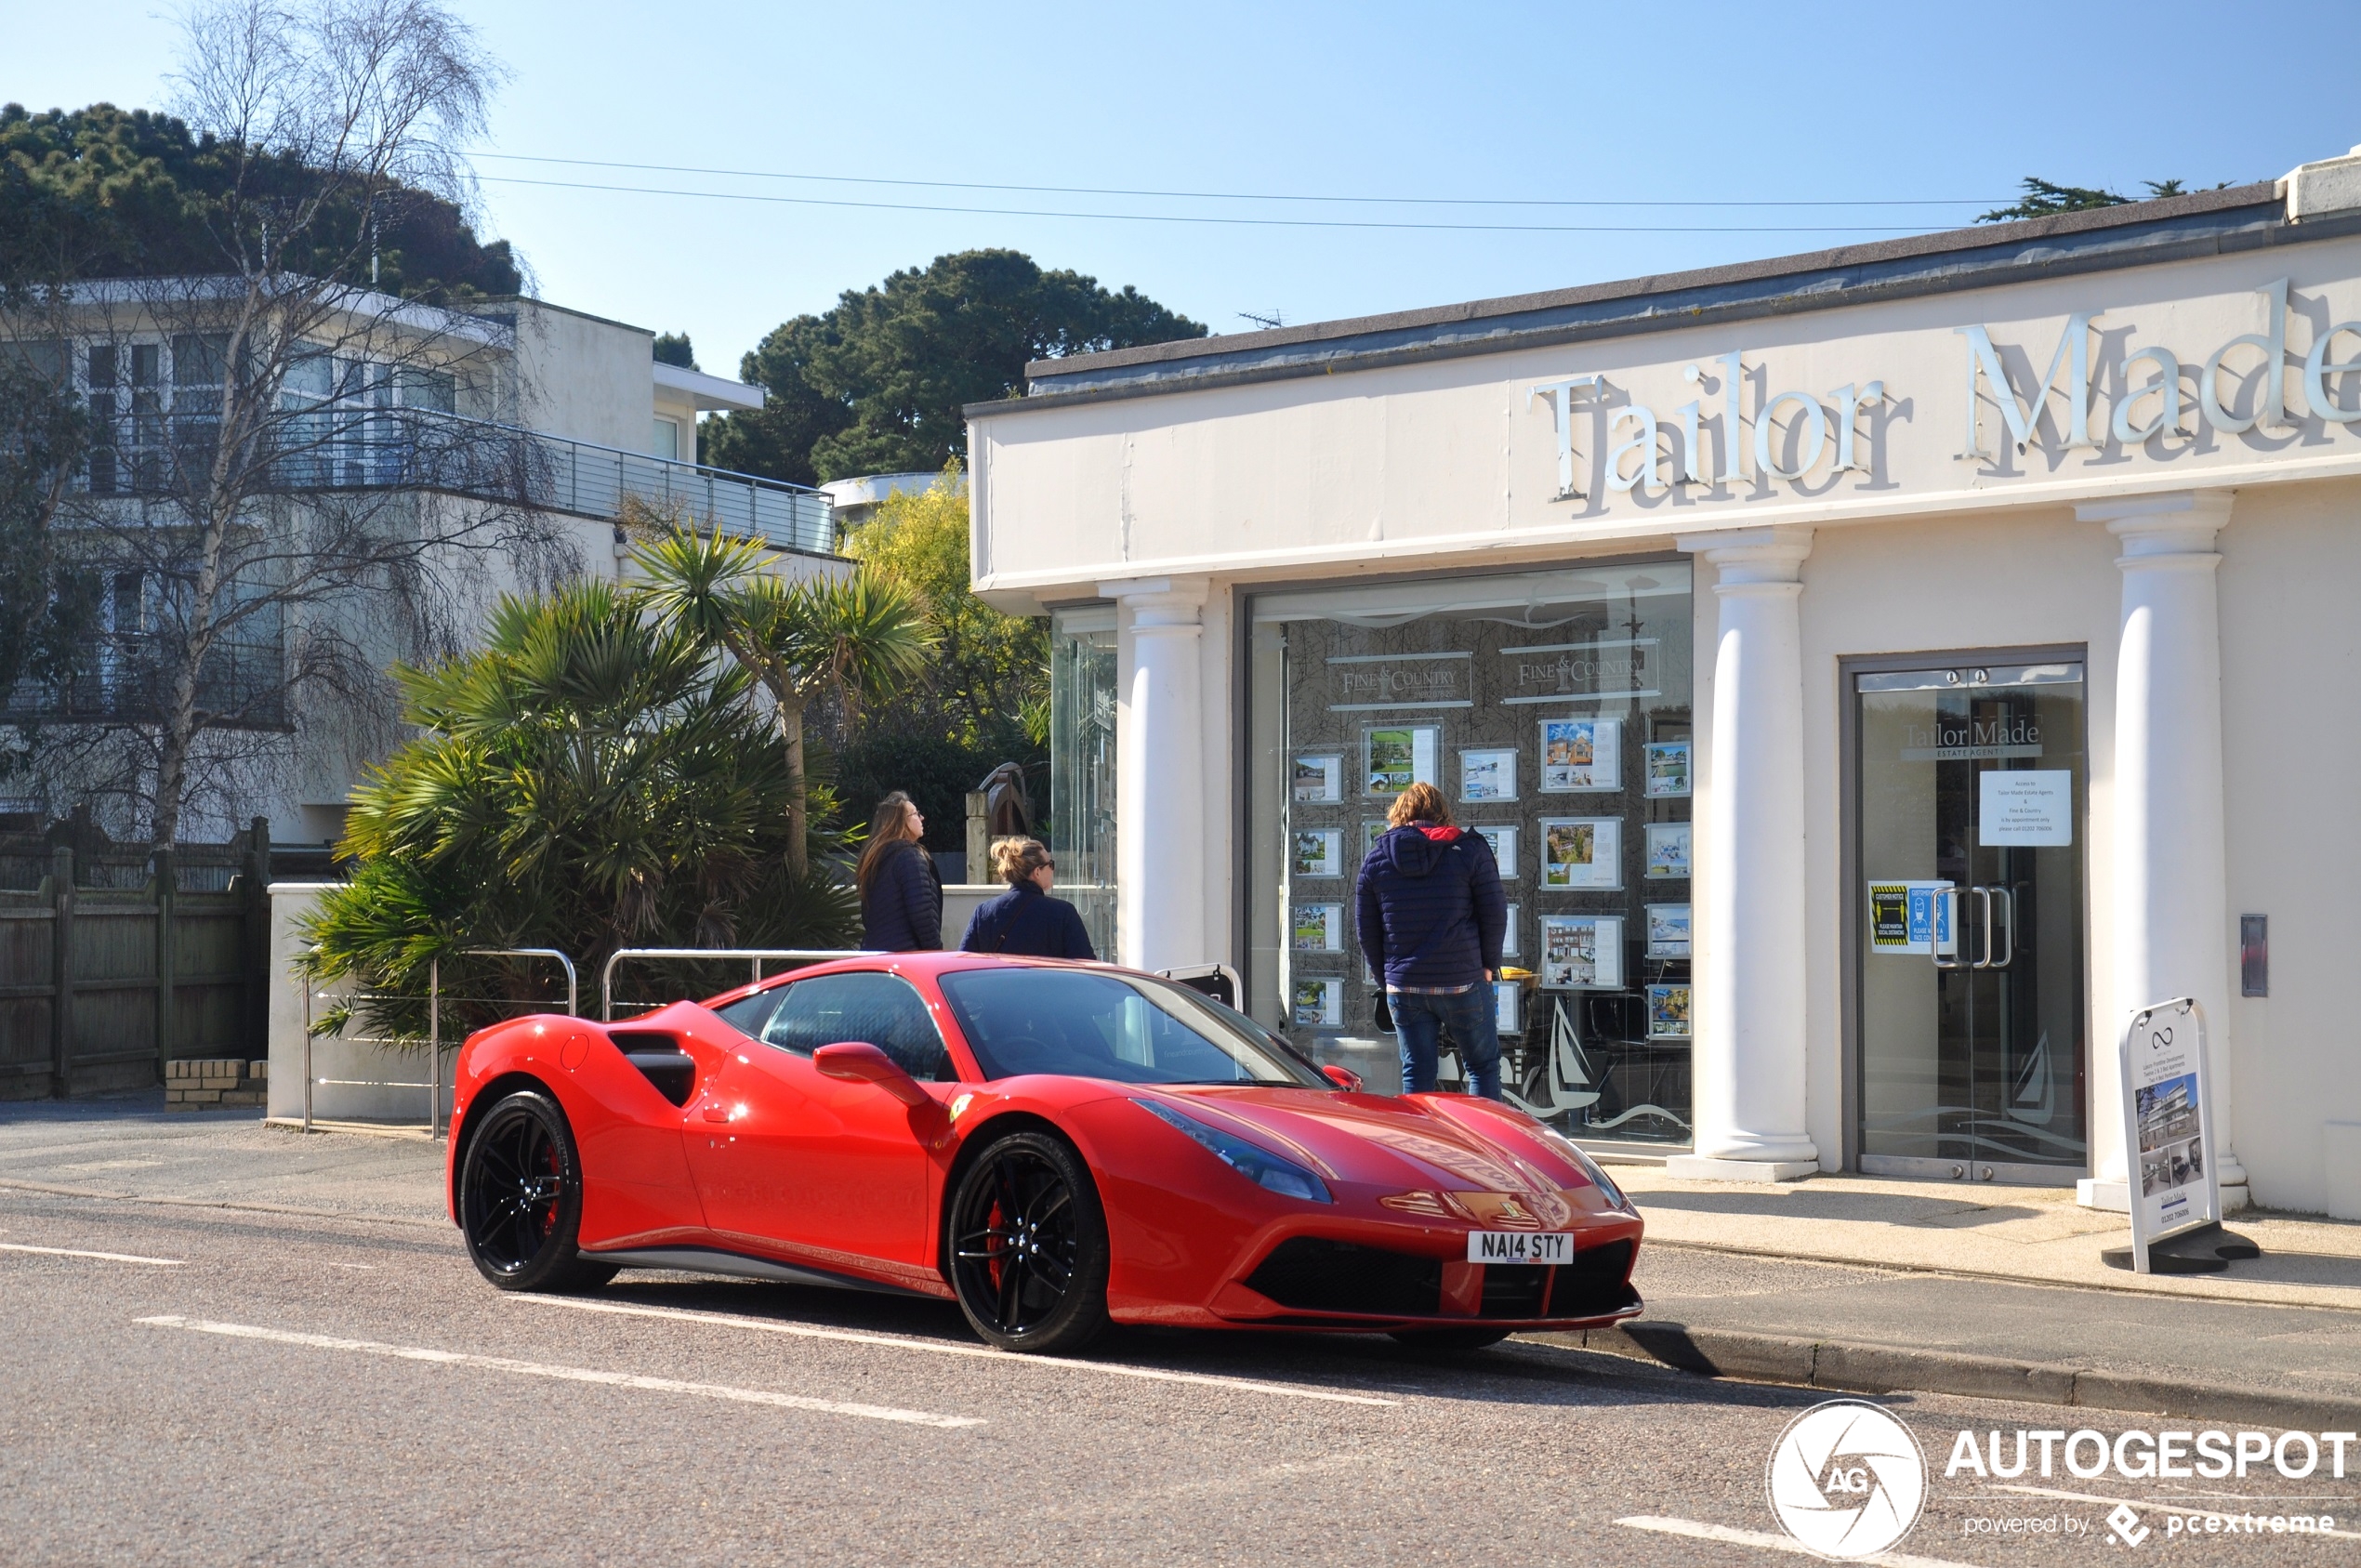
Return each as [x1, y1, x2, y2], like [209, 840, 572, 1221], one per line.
[969, 145, 2361, 1217]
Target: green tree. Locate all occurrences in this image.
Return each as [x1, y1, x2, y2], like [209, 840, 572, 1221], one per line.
[0, 100, 521, 300]
[704, 249, 1206, 486]
[301, 577, 859, 1040]
[833, 463, 1048, 849]
[630, 516, 935, 877]
[653, 331, 696, 370]
[1979, 176, 2220, 223]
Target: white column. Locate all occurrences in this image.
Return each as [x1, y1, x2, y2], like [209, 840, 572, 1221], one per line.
[2075, 491, 2247, 1212]
[1669, 528, 1821, 1181]
[1103, 576, 1209, 972]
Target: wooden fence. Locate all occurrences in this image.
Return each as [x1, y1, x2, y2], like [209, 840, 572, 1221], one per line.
[0, 818, 281, 1100]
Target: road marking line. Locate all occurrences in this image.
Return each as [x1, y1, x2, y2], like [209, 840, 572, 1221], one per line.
[1994, 1483, 2361, 1540]
[134, 1315, 983, 1430]
[1, 1242, 183, 1266]
[1616, 1515, 1985, 1568]
[515, 1294, 1399, 1407]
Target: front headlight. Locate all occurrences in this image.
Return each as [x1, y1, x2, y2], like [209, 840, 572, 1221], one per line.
[1138, 1100, 1333, 1204]
[1540, 1126, 1629, 1210]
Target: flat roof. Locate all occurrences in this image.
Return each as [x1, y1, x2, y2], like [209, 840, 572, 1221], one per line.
[973, 181, 2351, 416]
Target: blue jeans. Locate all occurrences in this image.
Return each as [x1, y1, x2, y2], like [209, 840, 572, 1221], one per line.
[1392, 986, 1502, 1100]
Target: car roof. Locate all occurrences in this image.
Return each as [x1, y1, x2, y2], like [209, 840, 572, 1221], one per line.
[699, 950, 1129, 1009]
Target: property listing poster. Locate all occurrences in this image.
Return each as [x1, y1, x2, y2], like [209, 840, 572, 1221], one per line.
[1540, 914, 1624, 989]
[1291, 903, 1341, 952]
[1460, 748, 1518, 802]
[1291, 829, 1342, 878]
[1643, 741, 1692, 797]
[1647, 984, 1693, 1038]
[2124, 1004, 2214, 1241]
[1364, 726, 1439, 797]
[1644, 822, 1691, 880]
[1540, 718, 1620, 792]
[1292, 755, 1342, 802]
[1292, 978, 1341, 1028]
[1541, 818, 1620, 889]
[1644, 903, 1692, 958]
[1473, 824, 1518, 879]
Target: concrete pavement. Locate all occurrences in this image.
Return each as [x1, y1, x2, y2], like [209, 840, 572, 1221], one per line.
[1612, 1164, 2361, 1310]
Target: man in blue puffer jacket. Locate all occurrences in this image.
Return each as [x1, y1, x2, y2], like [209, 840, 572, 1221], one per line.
[1355, 781, 1508, 1099]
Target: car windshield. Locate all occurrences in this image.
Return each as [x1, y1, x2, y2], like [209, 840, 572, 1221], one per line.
[935, 967, 1329, 1087]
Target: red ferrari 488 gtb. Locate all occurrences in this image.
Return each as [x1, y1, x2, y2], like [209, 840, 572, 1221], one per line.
[445, 954, 1643, 1354]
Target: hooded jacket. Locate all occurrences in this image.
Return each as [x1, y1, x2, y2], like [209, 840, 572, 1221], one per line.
[1354, 822, 1506, 991]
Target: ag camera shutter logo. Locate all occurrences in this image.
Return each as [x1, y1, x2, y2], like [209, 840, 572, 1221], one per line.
[1766, 1400, 1929, 1558]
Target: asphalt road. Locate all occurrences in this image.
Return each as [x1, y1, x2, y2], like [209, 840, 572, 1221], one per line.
[4, 1173, 2357, 1566]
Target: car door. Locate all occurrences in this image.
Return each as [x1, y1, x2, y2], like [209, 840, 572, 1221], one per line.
[689, 969, 958, 1283]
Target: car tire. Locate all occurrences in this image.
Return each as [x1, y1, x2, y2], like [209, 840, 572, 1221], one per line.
[457, 1088, 617, 1293]
[1391, 1326, 1512, 1354]
[945, 1130, 1110, 1354]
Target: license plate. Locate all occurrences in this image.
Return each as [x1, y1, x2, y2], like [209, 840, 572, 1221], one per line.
[1468, 1231, 1574, 1265]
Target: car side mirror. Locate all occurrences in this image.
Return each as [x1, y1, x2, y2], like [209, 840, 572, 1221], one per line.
[813, 1042, 933, 1109]
[1323, 1063, 1363, 1091]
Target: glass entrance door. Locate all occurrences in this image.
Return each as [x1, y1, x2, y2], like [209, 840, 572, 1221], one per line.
[1854, 662, 2087, 1180]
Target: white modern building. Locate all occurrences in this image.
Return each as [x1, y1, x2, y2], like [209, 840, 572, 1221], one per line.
[2, 290, 827, 844]
[969, 145, 2361, 1218]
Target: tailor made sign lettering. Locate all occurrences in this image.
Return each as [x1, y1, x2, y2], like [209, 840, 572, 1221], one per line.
[1523, 280, 2361, 502]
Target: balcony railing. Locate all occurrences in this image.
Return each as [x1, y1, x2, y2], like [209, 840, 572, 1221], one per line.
[4, 629, 286, 728]
[79, 407, 838, 557]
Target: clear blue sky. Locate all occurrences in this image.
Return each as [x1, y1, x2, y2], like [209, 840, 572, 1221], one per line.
[11, 2, 2359, 380]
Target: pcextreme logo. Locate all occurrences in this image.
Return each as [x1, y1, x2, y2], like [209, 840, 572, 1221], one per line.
[1766, 1400, 1930, 1559]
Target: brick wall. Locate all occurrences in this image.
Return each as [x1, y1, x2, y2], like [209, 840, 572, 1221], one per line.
[163, 1057, 268, 1111]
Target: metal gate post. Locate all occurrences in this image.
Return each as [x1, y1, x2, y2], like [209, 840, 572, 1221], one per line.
[429, 957, 441, 1140]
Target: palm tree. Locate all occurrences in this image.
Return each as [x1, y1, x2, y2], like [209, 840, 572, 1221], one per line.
[302, 576, 858, 1038]
[631, 522, 933, 877]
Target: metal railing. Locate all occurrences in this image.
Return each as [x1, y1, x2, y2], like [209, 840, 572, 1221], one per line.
[78, 405, 838, 557]
[302, 945, 580, 1139]
[600, 948, 877, 1021]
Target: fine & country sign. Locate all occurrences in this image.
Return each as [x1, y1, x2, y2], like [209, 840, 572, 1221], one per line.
[2117, 997, 2221, 1273]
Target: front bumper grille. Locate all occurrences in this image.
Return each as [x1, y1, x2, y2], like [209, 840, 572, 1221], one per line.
[1242, 1233, 1639, 1323]
[1553, 1237, 1638, 1318]
[1246, 1237, 1442, 1316]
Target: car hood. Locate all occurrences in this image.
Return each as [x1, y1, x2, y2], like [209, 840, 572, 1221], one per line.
[1150, 1084, 1596, 1211]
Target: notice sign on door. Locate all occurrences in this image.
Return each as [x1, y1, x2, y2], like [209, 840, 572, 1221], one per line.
[1867, 880, 1954, 955]
[1979, 770, 2072, 846]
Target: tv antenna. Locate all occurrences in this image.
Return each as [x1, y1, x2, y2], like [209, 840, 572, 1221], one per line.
[1236, 309, 1285, 331]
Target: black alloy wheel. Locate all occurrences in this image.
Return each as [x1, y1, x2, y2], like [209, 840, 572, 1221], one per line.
[946, 1131, 1110, 1354]
[1391, 1326, 1512, 1354]
[458, 1088, 616, 1293]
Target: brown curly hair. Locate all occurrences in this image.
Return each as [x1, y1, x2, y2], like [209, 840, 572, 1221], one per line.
[1387, 781, 1453, 827]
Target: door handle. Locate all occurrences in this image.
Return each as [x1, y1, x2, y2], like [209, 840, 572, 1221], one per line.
[1932, 886, 1967, 970]
[1990, 886, 2014, 969]
[1971, 887, 1997, 970]
[701, 1103, 731, 1123]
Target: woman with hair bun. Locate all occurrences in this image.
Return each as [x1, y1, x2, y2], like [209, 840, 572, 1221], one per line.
[958, 837, 1097, 960]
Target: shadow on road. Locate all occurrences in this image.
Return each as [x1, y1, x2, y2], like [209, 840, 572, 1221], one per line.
[587, 1272, 1805, 1416]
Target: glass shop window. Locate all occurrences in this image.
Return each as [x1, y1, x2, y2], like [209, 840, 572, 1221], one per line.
[1246, 562, 1696, 1149]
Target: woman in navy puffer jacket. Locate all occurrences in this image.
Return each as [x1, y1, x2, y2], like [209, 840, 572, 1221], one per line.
[959, 838, 1096, 959]
[857, 792, 943, 951]
[1354, 781, 1507, 1098]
